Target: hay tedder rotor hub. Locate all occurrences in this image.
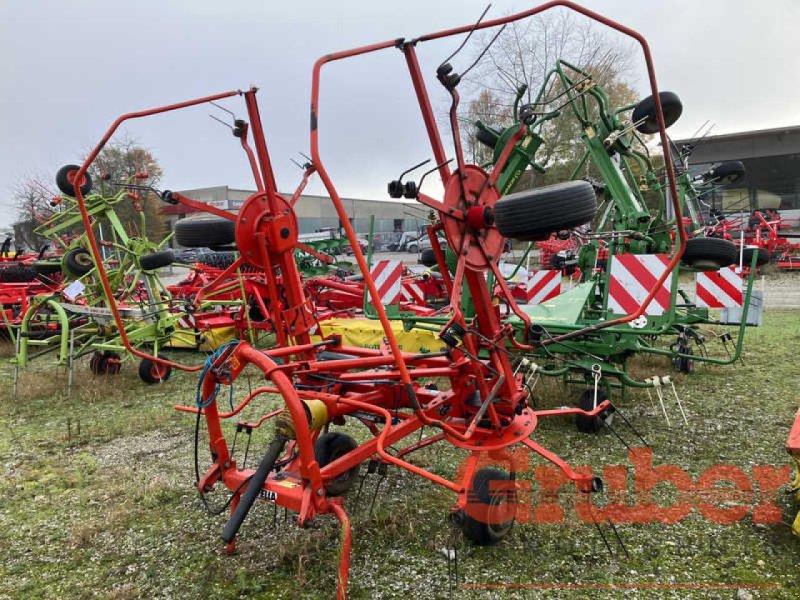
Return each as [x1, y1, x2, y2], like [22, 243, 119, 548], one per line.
[442, 166, 504, 269]
[235, 191, 299, 268]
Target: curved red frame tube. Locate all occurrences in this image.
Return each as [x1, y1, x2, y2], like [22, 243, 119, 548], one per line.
[66, 90, 241, 372]
[199, 343, 327, 507]
[309, 0, 687, 350]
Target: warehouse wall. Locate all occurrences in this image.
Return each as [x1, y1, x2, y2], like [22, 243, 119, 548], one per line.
[164, 186, 428, 242]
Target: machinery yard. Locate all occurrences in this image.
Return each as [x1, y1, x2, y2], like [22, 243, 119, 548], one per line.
[1, 1, 799, 599]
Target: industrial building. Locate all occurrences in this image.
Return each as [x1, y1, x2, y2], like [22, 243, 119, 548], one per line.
[161, 185, 429, 245]
[673, 125, 800, 229]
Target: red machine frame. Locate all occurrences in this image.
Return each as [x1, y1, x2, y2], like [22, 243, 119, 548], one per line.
[63, 3, 689, 597]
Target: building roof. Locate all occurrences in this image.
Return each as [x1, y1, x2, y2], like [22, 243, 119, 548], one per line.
[673, 124, 800, 145]
[160, 186, 422, 215]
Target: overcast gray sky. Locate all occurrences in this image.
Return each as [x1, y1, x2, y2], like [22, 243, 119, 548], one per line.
[2, 0, 799, 230]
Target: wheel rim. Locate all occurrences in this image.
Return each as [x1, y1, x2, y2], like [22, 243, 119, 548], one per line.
[75, 253, 93, 267]
[66, 170, 87, 187]
[690, 259, 721, 271]
[151, 363, 167, 380]
[487, 488, 515, 538]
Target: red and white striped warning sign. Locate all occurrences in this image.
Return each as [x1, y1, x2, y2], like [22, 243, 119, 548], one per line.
[695, 267, 742, 308]
[520, 269, 561, 304]
[607, 254, 672, 316]
[176, 313, 196, 329]
[402, 281, 426, 305]
[369, 259, 403, 305]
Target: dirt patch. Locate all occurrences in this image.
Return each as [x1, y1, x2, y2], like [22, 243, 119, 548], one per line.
[93, 427, 186, 470]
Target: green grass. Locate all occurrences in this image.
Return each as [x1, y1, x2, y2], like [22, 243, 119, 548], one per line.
[0, 310, 799, 599]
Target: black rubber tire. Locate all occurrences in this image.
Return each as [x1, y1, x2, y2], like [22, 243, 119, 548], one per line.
[88, 352, 104, 375]
[419, 248, 437, 267]
[64, 247, 94, 276]
[549, 253, 576, 276]
[741, 246, 770, 267]
[103, 352, 122, 375]
[314, 432, 360, 496]
[138, 355, 172, 384]
[631, 91, 683, 134]
[674, 346, 694, 374]
[31, 261, 62, 275]
[681, 237, 738, 271]
[703, 161, 745, 185]
[55, 164, 93, 197]
[90, 351, 121, 375]
[494, 180, 597, 241]
[550, 254, 565, 270]
[0, 265, 36, 283]
[462, 467, 516, 545]
[248, 299, 266, 322]
[198, 251, 237, 269]
[476, 125, 501, 149]
[575, 388, 611, 434]
[138, 249, 174, 271]
[174, 217, 235, 248]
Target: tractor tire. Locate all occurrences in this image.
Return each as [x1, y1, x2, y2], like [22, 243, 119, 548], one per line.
[631, 91, 683, 134]
[174, 217, 235, 248]
[461, 467, 516, 546]
[0, 265, 36, 283]
[31, 261, 62, 275]
[138, 355, 172, 384]
[494, 180, 596, 241]
[314, 432, 360, 496]
[575, 388, 612, 434]
[703, 161, 745, 185]
[741, 246, 770, 267]
[55, 164, 93, 197]
[64, 247, 94, 276]
[138, 249, 174, 271]
[419, 248, 437, 267]
[681, 237, 738, 271]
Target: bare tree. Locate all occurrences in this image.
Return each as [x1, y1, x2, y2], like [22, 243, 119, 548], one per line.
[12, 175, 60, 251]
[458, 11, 640, 186]
[463, 89, 511, 165]
[12, 137, 169, 251]
[87, 135, 168, 242]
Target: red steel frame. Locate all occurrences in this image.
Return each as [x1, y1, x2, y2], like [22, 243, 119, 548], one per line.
[62, 3, 690, 598]
[300, 3, 685, 595]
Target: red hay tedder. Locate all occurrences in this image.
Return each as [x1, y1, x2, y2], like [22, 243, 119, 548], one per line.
[62, 3, 692, 596]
